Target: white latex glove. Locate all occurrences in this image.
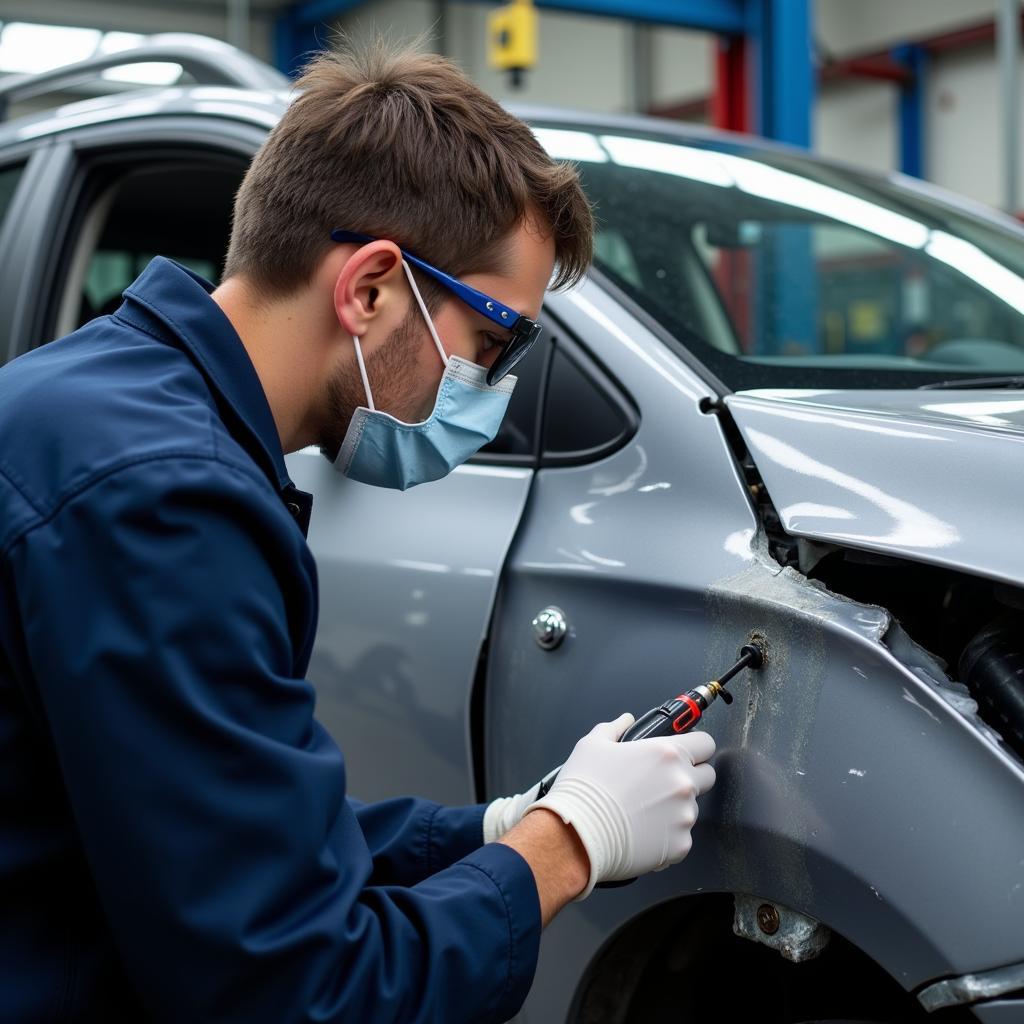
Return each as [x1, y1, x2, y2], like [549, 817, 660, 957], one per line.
[483, 777, 547, 845]
[524, 713, 716, 899]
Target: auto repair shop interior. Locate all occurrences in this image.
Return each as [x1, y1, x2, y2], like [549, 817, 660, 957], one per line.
[1, 1, 1023, 1023]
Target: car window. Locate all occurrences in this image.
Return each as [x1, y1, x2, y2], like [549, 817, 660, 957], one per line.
[51, 156, 246, 340]
[84, 251, 217, 318]
[542, 341, 635, 464]
[535, 124, 1024, 390]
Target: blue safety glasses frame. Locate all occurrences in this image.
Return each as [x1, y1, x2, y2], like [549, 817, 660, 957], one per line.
[330, 229, 543, 385]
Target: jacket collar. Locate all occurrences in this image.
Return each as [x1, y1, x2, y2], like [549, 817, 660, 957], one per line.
[120, 256, 291, 486]
[116, 257, 313, 535]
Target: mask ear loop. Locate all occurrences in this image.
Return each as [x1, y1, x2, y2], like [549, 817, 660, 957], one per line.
[402, 260, 449, 368]
[351, 335, 375, 411]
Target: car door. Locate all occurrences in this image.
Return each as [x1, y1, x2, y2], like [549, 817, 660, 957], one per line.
[0, 139, 74, 365]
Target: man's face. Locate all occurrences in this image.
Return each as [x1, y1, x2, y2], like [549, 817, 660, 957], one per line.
[319, 219, 555, 457]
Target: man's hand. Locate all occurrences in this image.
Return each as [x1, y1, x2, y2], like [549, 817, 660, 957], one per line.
[526, 713, 716, 898]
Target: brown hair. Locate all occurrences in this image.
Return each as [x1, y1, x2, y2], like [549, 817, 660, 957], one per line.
[222, 39, 593, 303]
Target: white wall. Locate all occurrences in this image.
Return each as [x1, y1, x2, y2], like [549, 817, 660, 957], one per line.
[815, 79, 895, 175]
[339, 2, 710, 113]
[927, 46, 1022, 208]
[339, 1, 638, 113]
[817, 0, 1002, 56]
[649, 26, 711, 106]
[812, 0, 1024, 212]
[813, 42, 1023, 211]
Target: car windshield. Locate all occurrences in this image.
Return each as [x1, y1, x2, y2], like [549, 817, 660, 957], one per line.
[534, 123, 1024, 390]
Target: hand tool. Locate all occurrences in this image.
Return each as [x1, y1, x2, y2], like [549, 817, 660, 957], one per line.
[536, 642, 766, 801]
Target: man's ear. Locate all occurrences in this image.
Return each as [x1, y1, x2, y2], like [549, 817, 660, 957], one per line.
[332, 240, 405, 337]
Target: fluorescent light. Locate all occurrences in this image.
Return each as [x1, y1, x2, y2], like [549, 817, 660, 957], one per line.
[600, 135, 733, 187]
[925, 230, 1024, 315]
[103, 62, 182, 86]
[532, 128, 608, 163]
[98, 31, 145, 54]
[0, 22, 100, 74]
[98, 32, 180, 85]
[720, 154, 930, 249]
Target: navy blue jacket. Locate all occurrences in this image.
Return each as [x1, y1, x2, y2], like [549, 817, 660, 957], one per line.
[0, 257, 540, 1022]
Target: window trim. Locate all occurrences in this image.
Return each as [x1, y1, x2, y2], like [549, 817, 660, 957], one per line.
[467, 310, 639, 470]
[13, 116, 263, 360]
[37, 141, 253, 351]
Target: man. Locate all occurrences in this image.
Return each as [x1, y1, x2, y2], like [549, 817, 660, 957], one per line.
[0, 42, 716, 1022]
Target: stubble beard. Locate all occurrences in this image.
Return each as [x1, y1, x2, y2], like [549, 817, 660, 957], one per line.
[319, 310, 428, 462]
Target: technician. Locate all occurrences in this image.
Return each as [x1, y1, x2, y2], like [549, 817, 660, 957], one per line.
[0, 43, 716, 1022]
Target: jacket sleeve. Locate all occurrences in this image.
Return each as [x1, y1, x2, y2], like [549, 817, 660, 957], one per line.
[347, 797, 488, 887]
[9, 454, 540, 1024]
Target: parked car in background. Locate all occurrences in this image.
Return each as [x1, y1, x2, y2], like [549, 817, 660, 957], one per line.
[2, 34, 1022, 1023]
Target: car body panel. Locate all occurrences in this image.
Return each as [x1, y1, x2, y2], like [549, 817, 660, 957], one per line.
[284, 449, 534, 804]
[972, 1000, 1024, 1023]
[726, 389, 1024, 586]
[487, 284, 1024, 1022]
[0, 84, 289, 147]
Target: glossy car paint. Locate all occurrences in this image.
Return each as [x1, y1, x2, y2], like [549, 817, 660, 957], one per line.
[284, 450, 533, 803]
[489, 282, 1024, 1021]
[4, 66, 1023, 1020]
[972, 1001, 1024, 1023]
[726, 389, 1024, 586]
[0, 84, 289, 147]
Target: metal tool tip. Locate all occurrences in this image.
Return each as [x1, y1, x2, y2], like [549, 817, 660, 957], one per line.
[740, 642, 766, 669]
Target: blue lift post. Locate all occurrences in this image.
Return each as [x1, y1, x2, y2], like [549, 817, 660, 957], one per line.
[275, 0, 367, 78]
[275, 0, 818, 353]
[892, 43, 927, 179]
[747, 0, 817, 353]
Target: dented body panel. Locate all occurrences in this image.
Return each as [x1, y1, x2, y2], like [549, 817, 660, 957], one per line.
[490, 286, 1024, 1022]
[726, 389, 1024, 586]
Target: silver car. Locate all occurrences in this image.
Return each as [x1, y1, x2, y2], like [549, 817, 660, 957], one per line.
[2, 35, 1022, 1024]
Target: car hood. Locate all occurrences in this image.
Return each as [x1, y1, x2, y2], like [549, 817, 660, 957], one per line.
[725, 388, 1024, 586]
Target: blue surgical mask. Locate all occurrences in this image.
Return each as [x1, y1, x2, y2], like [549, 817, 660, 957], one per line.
[333, 261, 517, 490]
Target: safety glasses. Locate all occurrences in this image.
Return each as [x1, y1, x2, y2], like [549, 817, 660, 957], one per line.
[330, 229, 543, 385]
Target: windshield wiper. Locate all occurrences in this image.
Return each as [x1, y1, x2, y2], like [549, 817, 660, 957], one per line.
[919, 375, 1024, 390]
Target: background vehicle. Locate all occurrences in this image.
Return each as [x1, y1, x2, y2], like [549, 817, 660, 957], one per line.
[2, 36, 1023, 1023]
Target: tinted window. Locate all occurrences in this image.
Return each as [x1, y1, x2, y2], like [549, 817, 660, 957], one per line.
[543, 344, 633, 461]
